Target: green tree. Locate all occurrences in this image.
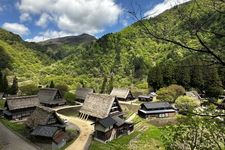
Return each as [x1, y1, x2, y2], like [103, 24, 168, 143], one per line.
[2, 74, 8, 93]
[175, 96, 200, 112]
[0, 71, 3, 92]
[108, 74, 114, 93]
[147, 66, 164, 90]
[100, 75, 107, 93]
[20, 84, 39, 95]
[157, 84, 185, 103]
[9, 76, 18, 95]
[49, 80, 55, 88]
[55, 84, 69, 96]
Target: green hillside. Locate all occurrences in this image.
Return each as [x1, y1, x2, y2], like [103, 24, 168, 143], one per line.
[0, 0, 224, 91]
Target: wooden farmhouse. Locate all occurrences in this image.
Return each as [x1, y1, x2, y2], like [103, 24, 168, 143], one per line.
[138, 92, 157, 101]
[94, 116, 134, 143]
[79, 93, 122, 120]
[138, 102, 176, 118]
[75, 88, 95, 102]
[79, 93, 134, 142]
[38, 88, 66, 107]
[26, 106, 66, 149]
[138, 95, 153, 101]
[3, 95, 39, 120]
[110, 88, 135, 101]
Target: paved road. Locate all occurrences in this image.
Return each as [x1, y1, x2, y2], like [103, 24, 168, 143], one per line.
[58, 114, 94, 150]
[0, 122, 38, 150]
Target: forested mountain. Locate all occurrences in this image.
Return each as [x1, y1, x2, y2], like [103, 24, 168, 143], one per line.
[0, 0, 224, 93]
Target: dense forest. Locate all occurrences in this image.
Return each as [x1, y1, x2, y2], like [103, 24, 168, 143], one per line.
[0, 0, 224, 96]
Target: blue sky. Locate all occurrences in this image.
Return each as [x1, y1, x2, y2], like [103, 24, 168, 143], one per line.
[0, 0, 190, 41]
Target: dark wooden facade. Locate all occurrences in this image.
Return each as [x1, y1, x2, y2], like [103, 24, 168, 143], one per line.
[138, 102, 176, 118]
[3, 96, 39, 120]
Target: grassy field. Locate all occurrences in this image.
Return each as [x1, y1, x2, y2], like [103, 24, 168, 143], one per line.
[57, 107, 81, 117]
[0, 118, 27, 136]
[89, 116, 165, 150]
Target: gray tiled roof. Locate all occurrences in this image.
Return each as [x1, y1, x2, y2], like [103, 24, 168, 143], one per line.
[98, 116, 117, 128]
[31, 126, 58, 137]
[142, 102, 173, 110]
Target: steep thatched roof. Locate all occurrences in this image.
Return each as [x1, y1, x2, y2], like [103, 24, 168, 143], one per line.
[75, 88, 94, 100]
[5, 95, 39, 111]
[110, 88, 132, 99]
[26, 106, 64, 128]
[38, 88, 66, 104]
[80, 93, 119, 119]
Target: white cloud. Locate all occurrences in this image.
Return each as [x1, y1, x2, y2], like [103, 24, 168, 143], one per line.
[145, 0, 191, 18]
[17, 0, 122, 35]
[2, 22, 29, 35]
[35, 13, 52, 27]
[20, 13, 31, 22]
[26, 30, 72, 42]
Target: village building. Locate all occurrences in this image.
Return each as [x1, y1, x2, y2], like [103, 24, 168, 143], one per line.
[26, 106, 66, 149]
[79, 93, 134, 142]
[138, 95, 153, 101]
[75, 88, 95, 102]
[94, 116, 134, 143]
[38, 88, 66, 107]
[138, 102, 176, 118]
[79, 93, 123, 120]
[110, 88, 135, 101]
[3, 95, 39, 120]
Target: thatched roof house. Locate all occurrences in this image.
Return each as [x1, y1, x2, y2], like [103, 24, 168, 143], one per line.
[38, 88, 66, 107]
[27, 106, 66, 149]
[94, 116, 134, 143]
[3, 95, 39, 119]
[26, 106, 65, 129]
[75, 88, 95, 102]
[110, 88, 135, 101]
[79, 93, 122, 120]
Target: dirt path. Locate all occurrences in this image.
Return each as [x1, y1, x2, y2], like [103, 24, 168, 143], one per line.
[0, 122, 38, 150]
[58, 114, 94, 150]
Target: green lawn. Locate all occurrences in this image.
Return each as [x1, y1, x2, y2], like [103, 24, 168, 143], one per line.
[0, 118, 27, 136]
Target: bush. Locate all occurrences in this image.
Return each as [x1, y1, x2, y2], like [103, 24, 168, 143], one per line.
[64, 92, 76, 105]
[175, 96, 200, 111]
[20, 84, 39, 95]
[55, 84, 69, 95]
[157, 84, 185, 103]
[205, 86, 223, 98]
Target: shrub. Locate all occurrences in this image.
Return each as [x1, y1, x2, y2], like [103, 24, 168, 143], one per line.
[175, 96, 200, 111]
[157, 84, 185, 103]
[64, 92, 76, 105]
[20, 84, 39, 95]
